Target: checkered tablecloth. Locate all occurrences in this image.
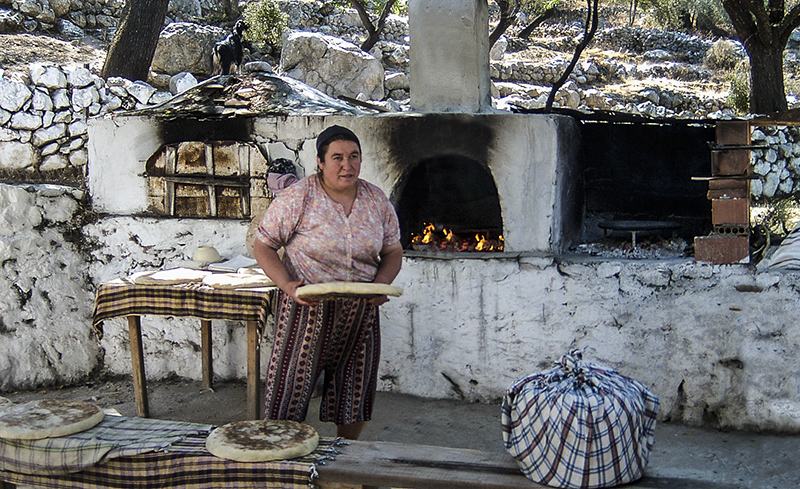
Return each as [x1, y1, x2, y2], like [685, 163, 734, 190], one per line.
[0, 416, 339, 489]
[92, 278, 276, 337]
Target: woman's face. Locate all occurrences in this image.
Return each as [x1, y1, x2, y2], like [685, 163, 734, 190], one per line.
[317, 139, 362, 193]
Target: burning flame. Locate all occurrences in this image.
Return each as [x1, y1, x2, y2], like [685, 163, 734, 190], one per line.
[418, 223, 435, 244]
[410, 223, 504, 252]
[475, 234, 488, 251]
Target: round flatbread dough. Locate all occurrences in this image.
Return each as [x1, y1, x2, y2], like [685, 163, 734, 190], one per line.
[131, 268, 211, 285]
[296, 282, 403, 301]
[0, 399, 104, 440]
[202, 273, 275, 289]
[206, 419, 319, 462]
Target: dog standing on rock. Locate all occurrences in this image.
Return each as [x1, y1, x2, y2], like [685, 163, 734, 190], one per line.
[213, 19, 247, 75]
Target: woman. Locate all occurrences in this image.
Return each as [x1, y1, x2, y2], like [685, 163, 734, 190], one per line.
[253, 125, 403, 440]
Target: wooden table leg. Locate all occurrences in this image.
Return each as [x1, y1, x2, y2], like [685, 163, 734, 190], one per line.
[127, 316, 150, 418]
[200, 320, 213, 390]
[246, 321, 261, 419]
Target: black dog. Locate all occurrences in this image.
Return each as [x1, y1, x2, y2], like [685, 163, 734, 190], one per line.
[213, 19, 247, 75]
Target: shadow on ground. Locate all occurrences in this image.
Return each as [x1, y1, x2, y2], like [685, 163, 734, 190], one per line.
[4, 378, 799, 488]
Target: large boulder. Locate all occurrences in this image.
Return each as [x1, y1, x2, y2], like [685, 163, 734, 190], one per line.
[151, 22, 226, 76]
[280, 31, 384, 101]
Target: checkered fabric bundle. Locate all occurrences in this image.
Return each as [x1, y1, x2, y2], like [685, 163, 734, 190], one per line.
[501, 350, 659, 489]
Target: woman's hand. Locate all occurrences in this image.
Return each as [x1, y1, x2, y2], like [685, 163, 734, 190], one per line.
[368, 294, 389, 306]
[284, 279, 318, 307]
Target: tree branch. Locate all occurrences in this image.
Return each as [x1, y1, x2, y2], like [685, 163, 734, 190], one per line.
[545, 0, 598, 111]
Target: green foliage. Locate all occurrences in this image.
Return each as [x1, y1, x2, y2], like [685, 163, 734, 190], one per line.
[331, 0, 407, 15]
[727, 59, 750, 114]
[752, 196, 800, 260]
[704, 39, 742, 70]
[243, 0, 288, 49]
[646, 0, 728, 32]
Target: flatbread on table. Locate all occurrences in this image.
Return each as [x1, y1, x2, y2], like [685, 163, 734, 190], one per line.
[206, 419, 319, 462]
[202, 273, 276, 289]
[296, 281, 403, 301]
[0, 399, 104, 440]
[130, 268, 211, 285]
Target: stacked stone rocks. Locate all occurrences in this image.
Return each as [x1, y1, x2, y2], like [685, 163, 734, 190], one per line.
[751, 126, 800, 201]
[1, 0, 123, 39]
[592, 26, 713, 64]
[0, 63, 191, 174]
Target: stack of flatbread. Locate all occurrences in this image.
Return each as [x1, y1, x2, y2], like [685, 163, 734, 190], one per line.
[0, 399, 104, 440]
[296, 282, 403, 301]
[206, 419, 319, 462]
[202, 273, 275, 289]
[129, 268, 211, 285]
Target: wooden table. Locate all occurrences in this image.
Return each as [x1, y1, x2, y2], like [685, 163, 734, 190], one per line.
[92, 278, 276, 420]
[0, 416, 331, 489]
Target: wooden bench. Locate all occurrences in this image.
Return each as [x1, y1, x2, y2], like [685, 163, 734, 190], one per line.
[315, 440, 547, 489]
[314, 440, 714, 489]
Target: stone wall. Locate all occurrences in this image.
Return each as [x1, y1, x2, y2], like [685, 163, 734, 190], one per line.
[751, 125, 800, 202]
[0, 182, 101, 391]
[3, 110, 800, 433]
[0, 63, 197, 181]
[1, 0, 123, 39]
[0, 0, 226, 38]
[383, 255, 800, 433]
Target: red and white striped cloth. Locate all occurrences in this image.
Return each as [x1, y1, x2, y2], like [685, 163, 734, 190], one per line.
[501, 350, 659, 489]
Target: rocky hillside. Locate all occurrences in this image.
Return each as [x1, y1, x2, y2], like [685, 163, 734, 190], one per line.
[3, 0, 800, 199]
[0, 0, 768, 119]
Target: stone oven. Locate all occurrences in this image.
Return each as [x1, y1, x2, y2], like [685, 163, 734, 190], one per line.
[90, 112, 582, 255]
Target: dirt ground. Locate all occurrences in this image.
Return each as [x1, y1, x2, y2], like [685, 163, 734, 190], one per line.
[0, 33, 107, 77]
[3, 377, 799, 488]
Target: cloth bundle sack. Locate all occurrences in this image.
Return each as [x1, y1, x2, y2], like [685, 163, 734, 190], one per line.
[501, 350, 659, 489]
[765, 223, 800, 270]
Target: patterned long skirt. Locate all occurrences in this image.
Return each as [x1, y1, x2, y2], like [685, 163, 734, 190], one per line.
[263, 290, 380, 426]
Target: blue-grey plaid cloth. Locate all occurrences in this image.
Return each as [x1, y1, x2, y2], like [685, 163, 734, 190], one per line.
[0, 414, 212, 475]
[501, 350, 660, 489]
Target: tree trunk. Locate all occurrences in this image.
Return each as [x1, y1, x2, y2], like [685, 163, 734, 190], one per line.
[518, 8, 555, 40]
[101, 0, 170, 81]
[489, 0, 518, 48]
[747, 40, 788, 114]
[222, 0, 240, 20]
[351, 0, 397, 52]
[546, 0, 599, 111]
[721, 0, 800, 115]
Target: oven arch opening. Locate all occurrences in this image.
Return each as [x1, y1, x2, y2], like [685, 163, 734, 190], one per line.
[394, 154, 504, 251]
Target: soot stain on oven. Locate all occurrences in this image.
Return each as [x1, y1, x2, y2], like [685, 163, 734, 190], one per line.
[383, 115, 504, 251]
[154, 116, 255, 145]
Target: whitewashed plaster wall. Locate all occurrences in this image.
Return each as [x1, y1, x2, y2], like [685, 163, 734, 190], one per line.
[3, 183, 800, 431]
[0, 183, 101, 390]
[382, 255, 800, 432]
[84, 216, 257, 381]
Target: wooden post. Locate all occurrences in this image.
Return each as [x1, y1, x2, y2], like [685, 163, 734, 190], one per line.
[200, 320, 213, 390]
[127, 316, 150, 418]
[246, 321, 262, 419]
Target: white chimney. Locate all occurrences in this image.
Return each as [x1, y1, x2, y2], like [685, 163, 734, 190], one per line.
[409, 0, 492, 113]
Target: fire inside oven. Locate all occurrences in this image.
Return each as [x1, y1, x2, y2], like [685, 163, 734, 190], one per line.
[396, 155, 503, 252]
